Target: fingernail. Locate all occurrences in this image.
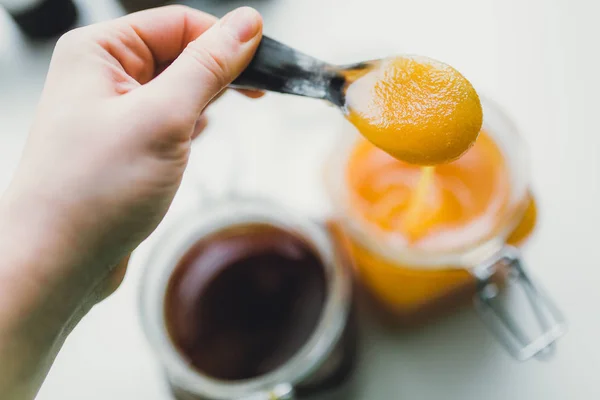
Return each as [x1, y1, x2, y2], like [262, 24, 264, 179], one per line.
[221, 7, 262, 43]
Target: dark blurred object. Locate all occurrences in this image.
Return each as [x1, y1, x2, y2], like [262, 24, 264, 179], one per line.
[117, 0, 169, 13]
[180, 0, 271, 18]
[2, 0, 77, 39]
[119, 0, 273, 19]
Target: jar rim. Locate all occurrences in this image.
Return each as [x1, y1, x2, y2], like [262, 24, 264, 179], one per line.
[324, 95, 532, 269]
[138, 197, 352, 399]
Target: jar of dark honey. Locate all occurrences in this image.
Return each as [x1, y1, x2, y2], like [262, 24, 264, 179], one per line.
[140, 198, 357, 399]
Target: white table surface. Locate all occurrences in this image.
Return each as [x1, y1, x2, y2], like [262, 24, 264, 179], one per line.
[1, 0, 599, 398]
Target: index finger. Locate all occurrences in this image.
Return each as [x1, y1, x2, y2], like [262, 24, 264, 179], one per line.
[100, 5, 217, 83]
[116, 5, 216, 65]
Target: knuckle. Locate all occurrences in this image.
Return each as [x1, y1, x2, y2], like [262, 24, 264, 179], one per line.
[56, 26, 94, 45]
[55, 28, 82, 49]
[183, 42, 230, 89]
[54, 26, 98, 57]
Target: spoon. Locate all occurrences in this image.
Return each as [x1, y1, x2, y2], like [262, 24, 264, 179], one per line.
[231, 36, 483, 166]
[230, 35, 374, 108]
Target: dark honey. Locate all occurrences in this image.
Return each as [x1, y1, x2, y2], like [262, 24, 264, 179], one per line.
[164, 224, 327, 381]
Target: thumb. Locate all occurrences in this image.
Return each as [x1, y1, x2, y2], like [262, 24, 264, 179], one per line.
[144, 7, 262, 117]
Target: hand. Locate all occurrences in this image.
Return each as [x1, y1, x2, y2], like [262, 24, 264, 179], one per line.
[0, 6, 262, 398]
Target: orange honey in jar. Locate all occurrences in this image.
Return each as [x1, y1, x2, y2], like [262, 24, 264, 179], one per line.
[347, 132, 510, 250]
[333, 126, 536, 322]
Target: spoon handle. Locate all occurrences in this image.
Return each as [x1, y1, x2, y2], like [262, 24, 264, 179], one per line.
[231, 36, 344, 105]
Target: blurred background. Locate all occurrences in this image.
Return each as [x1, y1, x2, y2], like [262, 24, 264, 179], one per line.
[1, 0, 599, 399]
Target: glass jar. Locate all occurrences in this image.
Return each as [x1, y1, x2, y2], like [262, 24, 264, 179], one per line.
[139, 197, 356, 399]
[325, 96, 566, 360]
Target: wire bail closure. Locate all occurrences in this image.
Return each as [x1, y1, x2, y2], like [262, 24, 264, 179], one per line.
[472, 246, 566, 361]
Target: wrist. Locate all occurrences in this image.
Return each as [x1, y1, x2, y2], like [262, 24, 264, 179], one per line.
[0, 186, 104, 398]
[0, 186, 100, 333]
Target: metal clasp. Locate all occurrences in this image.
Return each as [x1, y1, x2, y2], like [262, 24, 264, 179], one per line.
[471, 246, 566, 361]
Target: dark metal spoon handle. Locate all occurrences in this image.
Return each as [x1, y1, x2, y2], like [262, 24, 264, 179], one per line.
[231, 36, 345, 106]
